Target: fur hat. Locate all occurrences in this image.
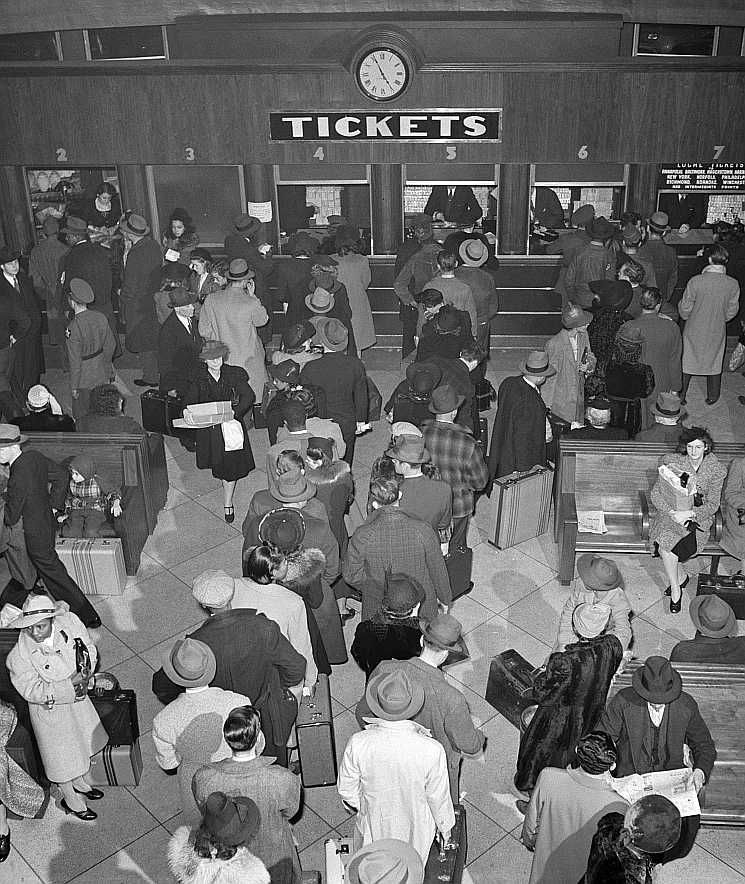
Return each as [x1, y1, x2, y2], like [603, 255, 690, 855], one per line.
[624, 795, 681, 854]
[259, 508, 306, 553]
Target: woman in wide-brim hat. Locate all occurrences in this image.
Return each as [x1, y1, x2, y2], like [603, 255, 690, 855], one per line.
[6, 595, 107, 822]
[185, 339, 256, 523]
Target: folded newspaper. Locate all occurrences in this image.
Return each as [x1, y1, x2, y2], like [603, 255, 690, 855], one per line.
[577, 510, 607, 534]
[657, 463, 696, 512]
[172, 400, 234, 429]
[610, 768, 701, 817]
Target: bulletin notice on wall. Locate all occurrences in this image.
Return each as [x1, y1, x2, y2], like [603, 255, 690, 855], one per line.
[660, 164, 745, 192]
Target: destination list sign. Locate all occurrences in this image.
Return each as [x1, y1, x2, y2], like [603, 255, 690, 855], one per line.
[660, 164, 745, 192]
[269, 110, 501, 142]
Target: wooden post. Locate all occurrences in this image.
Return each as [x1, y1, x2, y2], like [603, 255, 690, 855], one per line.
[0, 167, 34, 252]
[243, 164, 277, 245]
[371, 164, 402, 255]
[118, 165, 151, 227]
[626, 163, 661, 217]
[498, 164, 530, 255]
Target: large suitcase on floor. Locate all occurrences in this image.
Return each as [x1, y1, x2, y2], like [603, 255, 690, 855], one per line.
[296, 674, 337, 787]
[488, 465, 553, 549]
[424, 804, 467, 884]
[90, 688, 140, 746]
[55, 538, 126, 595]
[485, 650, 538, 729]
[140, 388, 185, 435]
[88, 739, 143, 787]
[446, 546, 473, 601]
[696, 573, 745, 619]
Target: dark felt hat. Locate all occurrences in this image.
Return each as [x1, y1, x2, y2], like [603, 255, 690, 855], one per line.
[571, 204, 595, 228]
[406, 361, 442, 395]
[306, 436, 334, 460]
[587, 217, 616, 241]
[190, 247, 213, 264]
[413, 288, 444, 308]
[381, 572, 426, 616]
[167, 285, 198, 308]
[428, 384, 465, 414]
[386, 434, 431, 464]
[688, 594, 737, 639]
[0, 246, 21, 264]
[62, 216, 88, 235]
[632, 656, 682, 704]
[160, 262, 190, 285]
[282, 321, 316, 351]
[577, 554, 622, 591]
[233, 214, 261, 237]
[589, 278, 633, 310]
[624, 795, 681, 854]
[419, 613, 468, 656]
[435, 305, 463, 334]
[268, 359, 301, 383]
[258, 507, 306, 553]
[199, 340, 229, 361]
[201, 792, 262, 847]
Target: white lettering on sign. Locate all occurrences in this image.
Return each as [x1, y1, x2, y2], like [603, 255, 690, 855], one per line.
[336, 116, 362, 137]
[282, 116, 313, 138]
[462, 115, 487, 137]
[399, 115, 428, 137]
[269, 111, 501, 142]
[365, 116, 393, 137]
[317, 117, 330, 138]
[431, 115, 461, 137]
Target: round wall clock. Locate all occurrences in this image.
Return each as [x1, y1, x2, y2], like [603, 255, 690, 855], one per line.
[355, 47, 411, 101]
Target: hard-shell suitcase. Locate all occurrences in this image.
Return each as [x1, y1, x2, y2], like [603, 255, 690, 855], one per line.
[475, 378, 496, 412]
[696, 573, 745, 619]
[88, 740, 143, 786]
[90, 688, 140, 746]
[140, 389, 185, 435]
[424, 804, 467, 884]
[55, 538, 126, 595]
[485, 650, 537, 729]
[488, 465, 553, 549]
[296, 674, 337, 787]
[446, 546, 473, 601]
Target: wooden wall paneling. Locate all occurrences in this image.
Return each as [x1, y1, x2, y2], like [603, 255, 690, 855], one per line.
[371, 163, 402, 255]
[625, 163, 660, 215]
[118, 165, 150, 223]
[0, 166, 34, 252]
[498, 164, 530, 255]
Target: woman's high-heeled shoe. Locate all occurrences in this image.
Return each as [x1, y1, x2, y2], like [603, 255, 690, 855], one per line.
[61, 799, 97, 821]
[0, 829, 10, 863]
[73, 785, 104, 800]
[224, 506, 235, 524]
[669, 596, 682, 614]
[665, 575, 689, 597]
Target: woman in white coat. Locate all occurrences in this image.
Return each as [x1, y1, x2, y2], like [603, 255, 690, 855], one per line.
[6, 595, 107, 821]
[679, 243, 740, 406]
[199, 259, 269, 400]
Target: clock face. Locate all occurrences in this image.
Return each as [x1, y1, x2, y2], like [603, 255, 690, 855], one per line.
[356, 48, 410, 101]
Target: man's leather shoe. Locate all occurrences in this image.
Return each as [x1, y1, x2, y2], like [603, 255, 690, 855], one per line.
[87, 616, 102, 630]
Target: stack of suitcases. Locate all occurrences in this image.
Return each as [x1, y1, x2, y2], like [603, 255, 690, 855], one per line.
[87, 679, 143, 787]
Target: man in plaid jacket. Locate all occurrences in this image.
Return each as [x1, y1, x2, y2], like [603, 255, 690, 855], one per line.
[423, 385, 489, 551]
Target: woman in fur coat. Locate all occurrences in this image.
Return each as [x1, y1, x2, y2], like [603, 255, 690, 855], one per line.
[168, 791, 270, 884]
[304, 436, 354, 557]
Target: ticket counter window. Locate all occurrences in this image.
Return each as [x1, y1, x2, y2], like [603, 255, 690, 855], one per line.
[634, 23, 717, 57]
[26, 167, 120, 241]
[0, 31, 59, 61]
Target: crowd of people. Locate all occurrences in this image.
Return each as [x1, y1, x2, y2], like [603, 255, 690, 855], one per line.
[0, 195, 742, 882]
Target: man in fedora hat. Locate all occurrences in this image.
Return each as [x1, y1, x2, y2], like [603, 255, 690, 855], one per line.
[29, 216, 69, 347]
[0, 425, 100, 628]
[543, 302, 596, 424]
[152, 569, 305, 762]
[271, 392, 345, 467]
[545, 204, 595, 304]
[555, 554, 632, 652]
[118, 212, 162, 387]
[394, 219, 442, 359]
[388, 434, 452, 548]
[339, 669, 455, 865]
[619, 225, 657, 289]
[424, 251, 477, 339]
[422, 384, 488, 552]
[0, 247, 31, 416]
[356, 613, 484, 803]
[488, 350, 555, 480]
[455, 238, 499, 350]
[0, 245, 43, 403]
[671, 595, 745, 663]
[152, 637, 252, 820]
[597, 654, 716, 858]
[350, 572, 427, 677]
[617, 257, 647, 319]
[306, 254, 356, 353]
[224, 214, 275, 345]
[515, 601, 623, 798]
[634, 390, 687, 442]
[565, 217, 616, 308]
[65, 278, 117, 421]
[346, 839, 424, 884]
[300, 317, 368, 465]
[424, 342, 486, 435]
[384, 360, 443, 429]
[157, 285, 202, 398]
[275, 237, 317, 330]
[344, 477, 451, 622]
[564, 396, 628, 440]
[639, 211, 679, 303]
[271, 320, 321, 371]
[264, 358, 325, 445]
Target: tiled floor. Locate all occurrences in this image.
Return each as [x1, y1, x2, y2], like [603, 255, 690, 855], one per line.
[8, 349, 745, 882]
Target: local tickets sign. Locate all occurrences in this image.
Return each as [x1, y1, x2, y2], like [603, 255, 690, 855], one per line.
[269, 110, 501, 142]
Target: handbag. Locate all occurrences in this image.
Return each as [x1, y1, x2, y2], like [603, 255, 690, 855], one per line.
[670, 521, 700, 563]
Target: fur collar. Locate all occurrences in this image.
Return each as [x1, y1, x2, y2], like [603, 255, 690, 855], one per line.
[167, 827, 270, 884]
[283, 547, 326, 589]
[307, 462, 350, 486]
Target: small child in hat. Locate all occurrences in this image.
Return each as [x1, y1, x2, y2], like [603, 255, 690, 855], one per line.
[554, 554, 632, 653]
[60, 455, 122, 538]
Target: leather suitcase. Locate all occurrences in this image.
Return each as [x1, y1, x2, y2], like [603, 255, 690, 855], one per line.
[696, 573, 745, 619]
[88, 739, 143, 786]
[446, 546, 473, 601]
[424, 803, 467, 884]
[485, 650, 537, 729]
[140, 389, 184, 435]
[475, 378, 496, 412]
[90, 688, 140, 746]
[55, 538, 126, 595]
[296, 674, 337, 787]
[488, 465, 553, 549]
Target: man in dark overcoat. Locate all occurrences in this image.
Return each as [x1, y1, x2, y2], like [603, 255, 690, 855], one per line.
[0, 424, 99, 628]
[488, 350, 555, 480]
[157, 286, 202, 397]
[0, 248, 43, 402]
[670, 596, 745, 664]
[224, 214, 275, 344]
[0, 248, 31, 419]
[28, 217, 69, 346]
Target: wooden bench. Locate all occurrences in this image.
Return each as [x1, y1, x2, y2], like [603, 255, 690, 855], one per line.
[609, 660, 745, 827]
[24, 433, 169, 576]
[554, 440, 745, 585]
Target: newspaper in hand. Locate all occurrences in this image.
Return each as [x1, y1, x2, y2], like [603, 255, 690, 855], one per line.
[610, 768, 701, 817]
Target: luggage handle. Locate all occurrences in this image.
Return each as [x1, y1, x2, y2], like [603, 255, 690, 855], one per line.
[500, 465, 551, 487]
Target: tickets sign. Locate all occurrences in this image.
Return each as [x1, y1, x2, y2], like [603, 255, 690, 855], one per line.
[269, 110, 501, 142]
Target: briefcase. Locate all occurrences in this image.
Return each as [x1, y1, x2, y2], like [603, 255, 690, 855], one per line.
[696, 573, 745, 619]
[140, 388, 184, 435]
[55, 538, 126, 595]
[88, 739, 143, 787]
[485, 650, 537, 729]
[446, 546, 473, 601]
[424, 804, 467, 884]
[90, 688, 140, 746]
[296, 674, 337, 788]
[488, 466, 553, 549]
[475, 378, 496, 412]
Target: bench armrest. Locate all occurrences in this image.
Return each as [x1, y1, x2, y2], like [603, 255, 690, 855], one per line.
[713, 508, 723, 543]
[561, 491, 578, 525]
[639, 491, 650, 541]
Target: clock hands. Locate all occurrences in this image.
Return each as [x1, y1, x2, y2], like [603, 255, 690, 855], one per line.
[372, 52, 394, 90]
